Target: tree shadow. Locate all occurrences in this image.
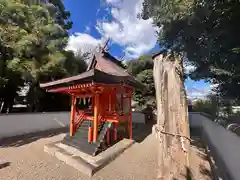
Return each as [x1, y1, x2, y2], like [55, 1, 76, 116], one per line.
[183, 167, 194, 180]
[190, 128, 209, 161]
[117, 120, 154, 143]
[0, 128, 67, 148]
[199, 164, 212, 177]
[173, 167, 193, 180]
[118, 121, 154, 143]
[172, 166, 212, 180]
[191, 139, 209, 161]
[190, 129, 214, 179]
[0, 162, 11, 169]
[132, 120, 154, 143]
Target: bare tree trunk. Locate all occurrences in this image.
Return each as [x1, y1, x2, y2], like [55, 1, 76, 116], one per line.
[153, 52, 190, 179]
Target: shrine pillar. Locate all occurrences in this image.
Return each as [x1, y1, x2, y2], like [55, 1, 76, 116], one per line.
[128, 89, 133, 139]
[93, 93, 99, 142]
[70, 96, 76, 136]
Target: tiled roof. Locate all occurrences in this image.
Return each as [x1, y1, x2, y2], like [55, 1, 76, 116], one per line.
[40, 50, 143, 89]
[94, 51, 129, 77]
[40, 70, 95, 88]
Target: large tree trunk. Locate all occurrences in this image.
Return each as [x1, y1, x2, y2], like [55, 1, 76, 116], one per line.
[153, 52, 190, 179]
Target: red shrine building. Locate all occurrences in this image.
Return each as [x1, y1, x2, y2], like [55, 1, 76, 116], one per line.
[40, 49, 143, 156]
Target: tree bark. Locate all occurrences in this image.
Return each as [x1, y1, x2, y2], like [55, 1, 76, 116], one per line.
[153, 52, 190, 179]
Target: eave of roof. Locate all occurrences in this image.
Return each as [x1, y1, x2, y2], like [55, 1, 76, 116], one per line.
[40, 69, 95, 88]
[40, 69, 144, 91]
[40, 51, 145, 91]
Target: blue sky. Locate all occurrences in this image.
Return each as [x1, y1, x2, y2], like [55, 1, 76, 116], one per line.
[63, 0, 212, 99]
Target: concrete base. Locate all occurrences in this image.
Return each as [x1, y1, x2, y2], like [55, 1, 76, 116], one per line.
[44, 139, 135, 177]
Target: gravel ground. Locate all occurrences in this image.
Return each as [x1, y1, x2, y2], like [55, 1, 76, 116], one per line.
[0, 133, 211, 180]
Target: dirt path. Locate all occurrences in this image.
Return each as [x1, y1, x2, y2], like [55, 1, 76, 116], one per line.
[0, 133, 211, 180]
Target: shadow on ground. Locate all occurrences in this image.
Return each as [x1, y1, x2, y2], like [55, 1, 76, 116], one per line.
[0, 162, 11, 169]
[190, 128, 208, 161]
[190, 128, 214, 180]
[132, 120, 154, 143]
[199, 164, 212, 177]
[172, 167, 193, 180]
[0, 128, 68, 148]
[190, 138, 209, 161]
[0, 120, 154, 148]
[185, 167, 193, 180]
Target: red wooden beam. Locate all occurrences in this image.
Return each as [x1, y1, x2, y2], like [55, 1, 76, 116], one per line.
[70, 96, 76, 136]
[93, 94, 99, 142]
[71, 94, 93, 98]
[128, 89, 133, 139]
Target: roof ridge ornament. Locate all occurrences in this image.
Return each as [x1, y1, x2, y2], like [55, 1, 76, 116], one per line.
[101, 38, 110, 53]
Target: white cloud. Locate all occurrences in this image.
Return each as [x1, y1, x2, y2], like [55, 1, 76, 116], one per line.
[66, 0, 157, 59]
[84, 25, 91, 33]
[105, 0, 120, 3]
[184, 65, 196, 74]
[65, 33, 103, 54]
[97, 0, 158, 58]
[183, 57, 196, 74]
[210, 83, 219, 89]
[185, 83, 214, 100]
[186, 87, 209, 100]
[183, 62, 195, 74]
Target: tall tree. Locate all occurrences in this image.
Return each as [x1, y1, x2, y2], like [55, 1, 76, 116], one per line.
[192, 94, 220, 117]
[0, 0, 84, 112]
[142, 1, 191, 178]
[142, 0, 240, 100]
[126, 55, 155, 109]
[152, 51, 190, 179]
[141, 0, 240, 178]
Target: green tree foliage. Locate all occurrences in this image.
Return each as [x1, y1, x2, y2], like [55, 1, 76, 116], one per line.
[192, 93, 236, 118]
[192, 94, 219, 117]
[142, 0, 240, 100]
[0, 0, 86, 112]
[26, 50, 87, 112]
[126, 55, 155, 109]
[127, 55, 153, 75]
[44, 0, 73, 30]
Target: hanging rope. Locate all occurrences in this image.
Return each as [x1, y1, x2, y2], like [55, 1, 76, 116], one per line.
[154, 125, 191, 142]
[154, 125, 191, 153]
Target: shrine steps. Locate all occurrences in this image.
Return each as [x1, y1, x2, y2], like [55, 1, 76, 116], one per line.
[62, 119, 112, 156]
